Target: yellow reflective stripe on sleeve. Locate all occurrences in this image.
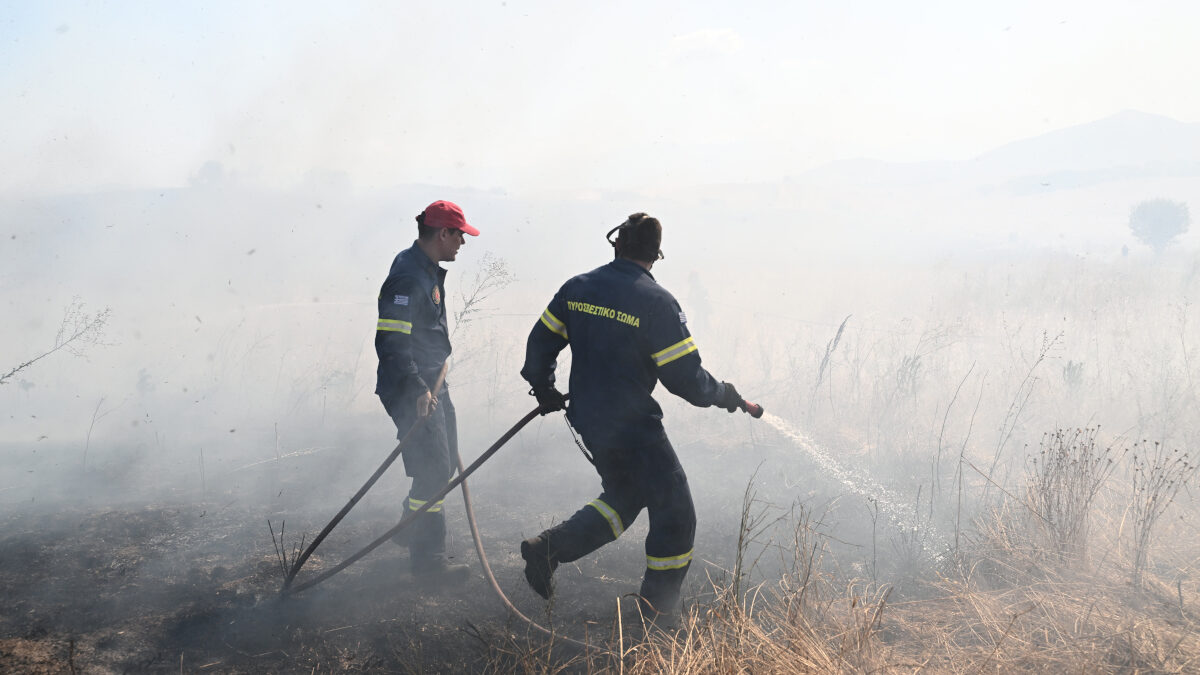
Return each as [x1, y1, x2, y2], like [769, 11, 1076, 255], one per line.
[407, 497, 444, 513]
[651, 337, 697, 367]
[540, 308, 568, 340]
[646, 549, 693, 571]
[587, 499, 624, 539]
[378, 318, 412, 334]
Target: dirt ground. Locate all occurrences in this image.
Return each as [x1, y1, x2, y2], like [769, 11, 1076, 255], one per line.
[0, 500, 668, 672]
[9, 423, 1196, 673]
[0, 431, 758, 674]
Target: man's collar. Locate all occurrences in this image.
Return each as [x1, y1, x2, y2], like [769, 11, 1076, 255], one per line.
[409, 240, 441, 274]
[612, 257, 655, 280]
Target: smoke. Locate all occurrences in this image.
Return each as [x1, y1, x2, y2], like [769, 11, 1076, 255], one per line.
[2, 118, 1199, 638]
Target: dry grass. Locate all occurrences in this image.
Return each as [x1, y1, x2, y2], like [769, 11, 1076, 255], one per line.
[1024, 427, 1122, 562]
[1127, 441, 1200, 587]
[478, 483, 1200, 674]
[884, 517, 1200, 673]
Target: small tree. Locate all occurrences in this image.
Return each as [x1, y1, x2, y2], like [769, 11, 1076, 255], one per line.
[1129, 199, 1190, 254]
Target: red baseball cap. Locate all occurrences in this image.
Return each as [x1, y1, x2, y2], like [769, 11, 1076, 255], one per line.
[423, 200, 479, 236]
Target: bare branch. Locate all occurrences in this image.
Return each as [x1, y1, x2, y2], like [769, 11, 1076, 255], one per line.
[1, 297, 112, 385]
[452, 253, 514, 335]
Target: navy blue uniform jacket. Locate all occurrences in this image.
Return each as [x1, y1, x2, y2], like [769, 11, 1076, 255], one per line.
[376, 242, 450, 402]
[521, 259, 726, 448]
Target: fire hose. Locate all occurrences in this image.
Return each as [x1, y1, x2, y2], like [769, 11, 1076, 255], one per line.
[283, 362, 450, 591]
[282, 381, 765, 646]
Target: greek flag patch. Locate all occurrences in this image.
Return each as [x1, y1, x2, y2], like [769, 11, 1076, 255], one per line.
[679, 311, 687, 324]
[394, 295, 409, 306]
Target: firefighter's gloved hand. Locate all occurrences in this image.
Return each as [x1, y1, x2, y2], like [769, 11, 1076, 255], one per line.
[718, 382, 744, 413]
[531, 386, 566, 415]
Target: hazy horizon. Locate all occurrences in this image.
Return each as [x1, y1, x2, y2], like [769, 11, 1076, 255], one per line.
[5, 1, 1200, 196]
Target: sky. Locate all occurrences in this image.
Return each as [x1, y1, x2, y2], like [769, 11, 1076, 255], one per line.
[2, 0, 1199, 195]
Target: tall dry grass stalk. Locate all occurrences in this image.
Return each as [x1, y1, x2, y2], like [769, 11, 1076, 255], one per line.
[1127, 440, 1199, 587]
[1025, 427, 1123, 562]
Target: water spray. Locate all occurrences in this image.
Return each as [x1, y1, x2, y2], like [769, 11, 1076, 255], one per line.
[761, 412, 950, 555]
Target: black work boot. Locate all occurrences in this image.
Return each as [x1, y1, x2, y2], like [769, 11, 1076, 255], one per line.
[520, 535, 558, 600]
[636, 595, 681, 632]
[390, 527, 412, 548]
[637, 573, 684, 630]
[411, 555, 471, 585]
[614, 595, 681, 642]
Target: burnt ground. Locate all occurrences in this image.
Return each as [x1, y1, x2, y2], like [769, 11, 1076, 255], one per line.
[2, 501, 499, 673]
[0, 431, 769, 674]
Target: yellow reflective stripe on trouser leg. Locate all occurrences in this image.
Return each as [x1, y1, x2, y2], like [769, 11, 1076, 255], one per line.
[587, 499, 624, 539]
[651, 337, 697, 367]
[378, 318, 413, 334]
[540, 308, 568, 340]
[647, 549, 693, 571]
[407, 497, 443, 513]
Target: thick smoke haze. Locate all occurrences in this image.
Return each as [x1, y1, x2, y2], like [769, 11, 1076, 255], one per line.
[2, 4, 1199, 671]
[3, 118, 1197, 517]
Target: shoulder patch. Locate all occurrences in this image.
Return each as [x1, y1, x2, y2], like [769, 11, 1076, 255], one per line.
[393, 294, 409, 306]
[679, 311, 687, 325]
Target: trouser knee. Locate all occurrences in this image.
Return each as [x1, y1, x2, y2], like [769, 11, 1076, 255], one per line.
[543, 497, 630, 564]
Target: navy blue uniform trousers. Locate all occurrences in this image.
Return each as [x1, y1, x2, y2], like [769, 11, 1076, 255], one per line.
[380, 387, 457, 565]
[544, 431, 696, 611]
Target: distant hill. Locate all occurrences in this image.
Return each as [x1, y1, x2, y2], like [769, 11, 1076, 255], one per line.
[975, 110, 1200, 174]
[808, 110, 1200, 192]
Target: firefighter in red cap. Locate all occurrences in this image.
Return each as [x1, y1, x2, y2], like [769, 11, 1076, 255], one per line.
[519, 212, 748, 619]
[375, 199, 479, 581]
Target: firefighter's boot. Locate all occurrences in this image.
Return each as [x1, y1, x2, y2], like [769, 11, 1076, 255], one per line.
[637, 567, 687, 623]
[520, 534, 558, 600]
[411, 555, 471, 584]
[408, 507, 471, 583]
[390, 526, 411, 548]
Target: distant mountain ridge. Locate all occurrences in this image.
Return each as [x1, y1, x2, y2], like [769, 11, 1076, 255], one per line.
[976, 110, 1200, 173]
[808, 110, 1200, 190]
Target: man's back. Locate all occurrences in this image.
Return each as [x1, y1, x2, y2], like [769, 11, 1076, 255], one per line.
[518, 212, 750, 617]
[523, 258, 723, 448]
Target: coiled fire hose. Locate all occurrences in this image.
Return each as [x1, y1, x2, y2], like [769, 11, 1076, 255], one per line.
[282, 376, 764, 648]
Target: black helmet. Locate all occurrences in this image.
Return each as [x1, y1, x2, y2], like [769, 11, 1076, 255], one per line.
[606, 213, 663, 262]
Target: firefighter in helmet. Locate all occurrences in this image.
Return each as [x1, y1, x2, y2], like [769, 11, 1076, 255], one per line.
[519, 212, 748, 617]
